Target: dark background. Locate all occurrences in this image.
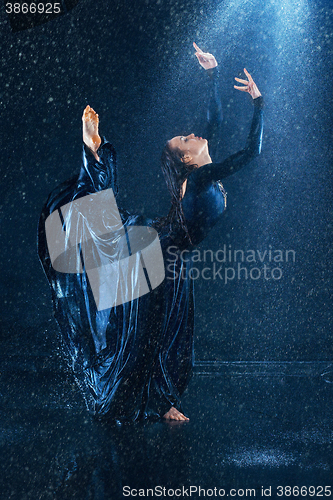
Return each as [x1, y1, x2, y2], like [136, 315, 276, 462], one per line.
[1, 0, 332, 362]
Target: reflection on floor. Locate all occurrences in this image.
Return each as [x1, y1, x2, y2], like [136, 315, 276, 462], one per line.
[1, 322, 333, 499]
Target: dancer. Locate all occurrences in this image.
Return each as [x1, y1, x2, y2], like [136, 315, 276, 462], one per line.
[38, 43, 263, 422]
[146, 43, 263, 421]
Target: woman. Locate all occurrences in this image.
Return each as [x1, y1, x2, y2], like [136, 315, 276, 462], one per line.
[132, 43, 263, 421]
[38, 43, 263, 422]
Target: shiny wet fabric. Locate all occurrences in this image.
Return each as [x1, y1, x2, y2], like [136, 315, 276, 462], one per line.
[37, 69, 263, 422]
[37, 138, 190, 421]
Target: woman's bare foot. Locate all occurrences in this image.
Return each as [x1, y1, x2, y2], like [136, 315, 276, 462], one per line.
[163, 407, 189, 421]
[82, 105, 102, 162]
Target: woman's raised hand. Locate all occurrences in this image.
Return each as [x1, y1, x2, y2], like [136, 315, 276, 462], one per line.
[234, 68, 261, 99]
[193, 42, 218, 70]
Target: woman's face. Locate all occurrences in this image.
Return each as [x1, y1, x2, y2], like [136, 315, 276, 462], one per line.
[168, 133, 208, 165]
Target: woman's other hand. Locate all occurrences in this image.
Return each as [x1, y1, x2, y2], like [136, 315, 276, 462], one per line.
[234, 68, 262, 99]
[193, 42, 218, 70]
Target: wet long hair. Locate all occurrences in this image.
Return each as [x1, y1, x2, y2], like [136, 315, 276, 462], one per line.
[158, 141, 198, 244]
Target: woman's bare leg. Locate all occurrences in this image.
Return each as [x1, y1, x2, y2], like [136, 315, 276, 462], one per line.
[163, 407, 189, 421]
[82, 105, 102, 162]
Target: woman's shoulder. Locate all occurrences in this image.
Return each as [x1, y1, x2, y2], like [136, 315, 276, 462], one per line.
[187, 163, 217, 190]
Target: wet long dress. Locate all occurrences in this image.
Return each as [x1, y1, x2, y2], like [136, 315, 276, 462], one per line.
[37, 68, 263, 421]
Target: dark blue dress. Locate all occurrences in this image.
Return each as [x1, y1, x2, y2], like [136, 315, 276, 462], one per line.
[149, 81, 263, 417]
[37, 69, 263, 422]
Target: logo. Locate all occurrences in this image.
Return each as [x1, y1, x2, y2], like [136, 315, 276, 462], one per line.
[45, 188, 165, 310]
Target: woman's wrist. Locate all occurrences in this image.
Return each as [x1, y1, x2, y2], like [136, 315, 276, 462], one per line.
[253, 96, 264, 108]
[206, 65, 219, 80]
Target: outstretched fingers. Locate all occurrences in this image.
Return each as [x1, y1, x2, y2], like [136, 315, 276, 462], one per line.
[244, 68, 253, 82]
[234, 68, 261, 98]
[193, 41, 204, 54]
[234, 78, 249, 92]
[194, 43, 207, 62]
[234, 77, 248, 85]
[234, 69, 252, 93]
[234, 85, 248, 92]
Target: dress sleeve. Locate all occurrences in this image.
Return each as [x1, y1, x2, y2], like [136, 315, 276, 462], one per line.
[193, 96, 264, 185]
[204, 66, 223, 147]
[78, 137, 118, 195]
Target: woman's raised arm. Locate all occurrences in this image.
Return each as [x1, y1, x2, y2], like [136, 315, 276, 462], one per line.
[193, 42, 223, 158]
[193, 69, 263, 184]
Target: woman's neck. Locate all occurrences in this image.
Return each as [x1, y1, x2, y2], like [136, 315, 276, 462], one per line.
[197, 153, 212, 167]
[181, 179, 188, 199]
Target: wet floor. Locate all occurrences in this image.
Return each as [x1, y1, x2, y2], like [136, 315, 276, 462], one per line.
[1, 323, 333, 499]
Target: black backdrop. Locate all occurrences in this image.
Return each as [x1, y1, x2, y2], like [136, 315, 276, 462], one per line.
[1, 0, 332, 362]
